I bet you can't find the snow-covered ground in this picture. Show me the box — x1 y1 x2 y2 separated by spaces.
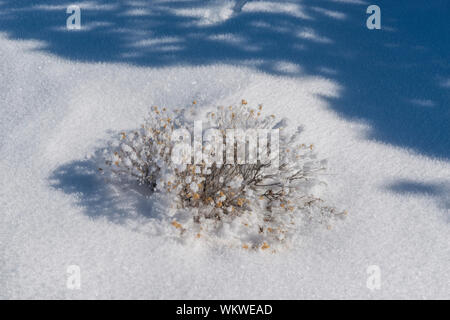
0 0 449 299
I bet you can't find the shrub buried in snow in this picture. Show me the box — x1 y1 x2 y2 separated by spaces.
103 101 345 250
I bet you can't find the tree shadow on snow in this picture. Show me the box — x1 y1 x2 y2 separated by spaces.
1 0 448 160
386 179 450 222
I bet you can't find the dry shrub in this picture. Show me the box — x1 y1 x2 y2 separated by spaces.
103 101 345 250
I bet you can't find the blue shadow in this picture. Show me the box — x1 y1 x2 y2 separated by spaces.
386 179 449 220
0 0 448 159
48 154 157 223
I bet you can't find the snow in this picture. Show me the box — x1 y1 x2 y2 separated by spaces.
0 0 449 299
